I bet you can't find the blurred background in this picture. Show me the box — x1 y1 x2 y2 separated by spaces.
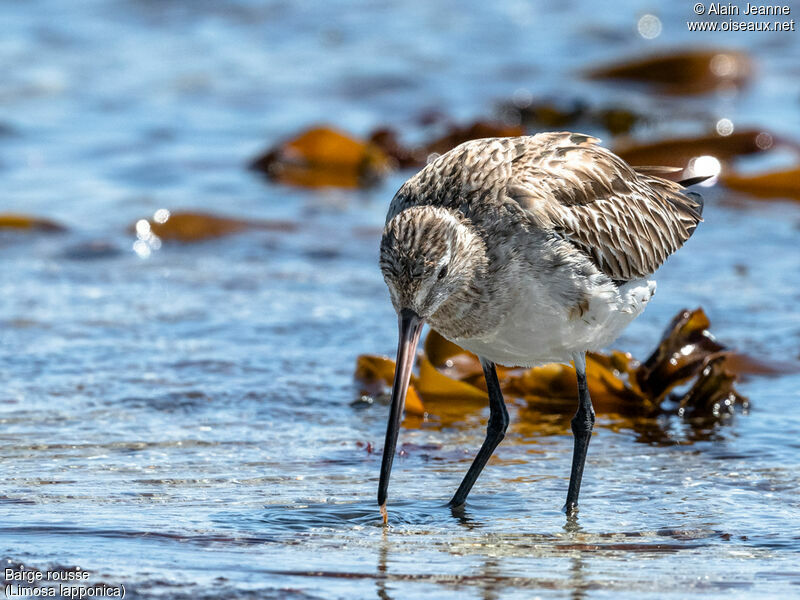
2 1 799 599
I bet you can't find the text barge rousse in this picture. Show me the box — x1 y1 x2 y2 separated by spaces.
706 3 791 15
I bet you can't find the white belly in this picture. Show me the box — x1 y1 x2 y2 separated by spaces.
452 278 656 367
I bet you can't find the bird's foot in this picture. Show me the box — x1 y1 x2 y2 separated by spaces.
447 497 465 510
562 501 579 517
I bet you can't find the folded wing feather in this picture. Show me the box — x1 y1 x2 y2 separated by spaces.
506 132 704 281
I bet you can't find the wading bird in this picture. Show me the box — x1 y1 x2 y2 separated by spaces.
377 132 707 522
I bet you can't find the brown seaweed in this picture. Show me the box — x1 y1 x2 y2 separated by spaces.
367 128 426 169
354 355 426 416
249 126 390 188
677 354 749 419
355 308 753 435
586 49 752 94
0 214 66 233
369 121 525 170
422 121 524 157
636 308 725 402
133 211 297 243
614 130 783 169
499 99 645 136
722 167 800 201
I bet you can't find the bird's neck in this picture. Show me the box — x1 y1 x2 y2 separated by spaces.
429 246 513 340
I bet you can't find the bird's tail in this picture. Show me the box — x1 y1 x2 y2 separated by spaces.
677 175 711 217
678 175 713 187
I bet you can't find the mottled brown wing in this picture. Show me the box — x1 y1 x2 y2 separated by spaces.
506 132 704 281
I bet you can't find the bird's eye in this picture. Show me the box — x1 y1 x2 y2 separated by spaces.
437 265 448 280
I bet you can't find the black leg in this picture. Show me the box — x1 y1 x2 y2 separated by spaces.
564 352 595 514
448 358 509 508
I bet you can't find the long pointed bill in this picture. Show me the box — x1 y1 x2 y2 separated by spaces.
378 308 423 524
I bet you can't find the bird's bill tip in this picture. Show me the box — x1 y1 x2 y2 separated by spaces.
379 503 388 525
376 308 424 519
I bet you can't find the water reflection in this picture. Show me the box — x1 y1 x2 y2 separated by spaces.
475 558 502 600
449 502 483 529
376 535 392 600
563 513 583 535
568 556 589 600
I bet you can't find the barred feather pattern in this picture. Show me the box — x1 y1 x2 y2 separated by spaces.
387 132 704 282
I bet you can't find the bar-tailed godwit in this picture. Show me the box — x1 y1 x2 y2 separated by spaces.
378 132 706 522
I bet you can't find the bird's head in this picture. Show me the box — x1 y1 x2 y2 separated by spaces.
379 205 485 322
376 205 486 522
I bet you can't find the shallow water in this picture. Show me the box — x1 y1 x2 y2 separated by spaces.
2 1 800 598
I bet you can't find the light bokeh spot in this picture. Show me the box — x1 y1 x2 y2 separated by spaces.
637 14 662 39
716 118 734 136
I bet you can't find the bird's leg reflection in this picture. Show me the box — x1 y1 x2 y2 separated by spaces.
477 557 501 600
568 555 588 600
449 502 470 524
563 512 583 534
562 517 589 600
376 533 393 600
448 501 484 529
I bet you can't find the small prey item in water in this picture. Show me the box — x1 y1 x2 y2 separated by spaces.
377 132 707 522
